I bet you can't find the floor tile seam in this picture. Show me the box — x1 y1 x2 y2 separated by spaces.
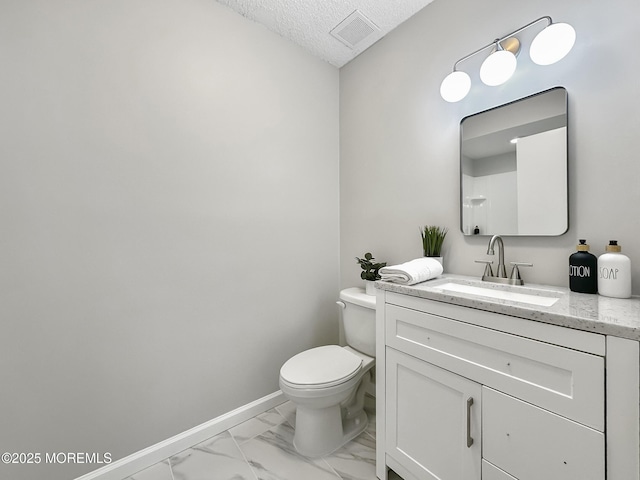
229 428 261 480
165 457 177 480
276 417 295 429
363 430 376 442
274 403 295 428
229 408 290 446
318 455 345 480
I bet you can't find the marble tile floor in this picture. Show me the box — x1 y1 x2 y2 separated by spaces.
125 400 402 480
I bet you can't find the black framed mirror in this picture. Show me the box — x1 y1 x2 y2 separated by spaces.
460 87 568 236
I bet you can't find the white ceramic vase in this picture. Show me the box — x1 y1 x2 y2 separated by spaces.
365 280 376 296
426 256 444 271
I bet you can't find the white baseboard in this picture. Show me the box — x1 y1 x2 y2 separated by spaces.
75 390 286 480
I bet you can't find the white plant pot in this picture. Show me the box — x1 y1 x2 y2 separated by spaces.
426 256 444 271
365 280 377 296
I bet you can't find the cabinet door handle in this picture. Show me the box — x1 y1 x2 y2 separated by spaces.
466 397 474 448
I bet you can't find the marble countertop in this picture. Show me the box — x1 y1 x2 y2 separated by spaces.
375 274 640 341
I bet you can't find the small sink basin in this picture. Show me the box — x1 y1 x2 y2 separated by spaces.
431 279 563 307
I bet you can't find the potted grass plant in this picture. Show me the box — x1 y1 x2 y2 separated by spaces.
420 225 448 266
355 252 387 295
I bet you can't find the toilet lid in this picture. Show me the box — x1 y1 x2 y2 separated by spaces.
280 345 362 388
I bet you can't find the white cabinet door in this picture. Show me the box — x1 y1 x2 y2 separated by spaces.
386 348 481 480
483 387 605 480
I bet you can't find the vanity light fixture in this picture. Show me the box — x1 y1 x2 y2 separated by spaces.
479 40 518 86
440 16 576 102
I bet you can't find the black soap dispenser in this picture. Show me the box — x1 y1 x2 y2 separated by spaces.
569 239 598 294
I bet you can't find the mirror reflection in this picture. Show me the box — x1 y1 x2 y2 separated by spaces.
460 87 568 236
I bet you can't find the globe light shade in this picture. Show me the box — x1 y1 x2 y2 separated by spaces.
530 22 576 65
440 71 471 102
479 50 517 86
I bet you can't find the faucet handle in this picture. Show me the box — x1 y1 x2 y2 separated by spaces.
509 262 533 281
475 260 494 278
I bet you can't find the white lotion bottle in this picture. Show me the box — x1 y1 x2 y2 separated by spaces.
598 240 632 299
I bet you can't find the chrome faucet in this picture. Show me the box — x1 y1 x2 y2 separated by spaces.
487 235 507 278
475 235 533 286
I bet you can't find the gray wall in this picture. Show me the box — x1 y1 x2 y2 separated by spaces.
3 0 640 478
0 1 339 479
340 0 640 292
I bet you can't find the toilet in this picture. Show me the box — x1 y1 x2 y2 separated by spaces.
279 287 376 457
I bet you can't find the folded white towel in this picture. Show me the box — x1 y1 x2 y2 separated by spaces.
379 257 443 286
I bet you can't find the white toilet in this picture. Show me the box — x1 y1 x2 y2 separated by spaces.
279 287 376 457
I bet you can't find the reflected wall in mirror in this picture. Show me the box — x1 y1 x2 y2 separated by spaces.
460 87 568 236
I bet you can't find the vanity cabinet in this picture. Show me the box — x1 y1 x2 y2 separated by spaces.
376 289 639 480
386 348 482 479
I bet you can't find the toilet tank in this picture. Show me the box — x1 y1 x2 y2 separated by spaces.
339 287 376 357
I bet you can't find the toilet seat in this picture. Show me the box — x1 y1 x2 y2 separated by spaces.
280 345 362 389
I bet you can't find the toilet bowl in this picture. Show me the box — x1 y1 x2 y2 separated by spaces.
279 288 376 457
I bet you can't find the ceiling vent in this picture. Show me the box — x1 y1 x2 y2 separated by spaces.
330 10 380 50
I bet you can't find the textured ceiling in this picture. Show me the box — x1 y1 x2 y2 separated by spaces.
214 0 436 67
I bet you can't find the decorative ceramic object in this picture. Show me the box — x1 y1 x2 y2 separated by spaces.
356 252 386 295
365 280 376 296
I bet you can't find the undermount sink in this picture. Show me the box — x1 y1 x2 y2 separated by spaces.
431 278 563 307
